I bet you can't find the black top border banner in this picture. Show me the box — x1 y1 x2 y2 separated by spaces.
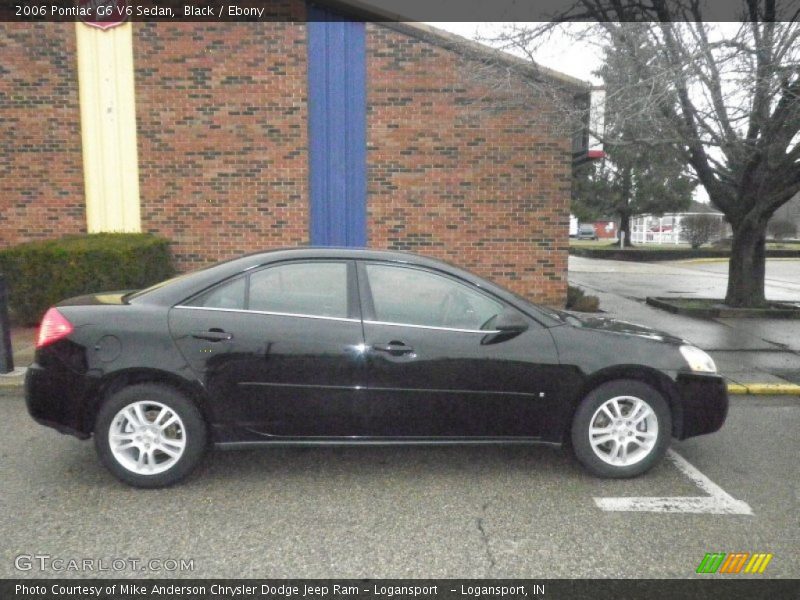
0 0 798 23
3 579 800 600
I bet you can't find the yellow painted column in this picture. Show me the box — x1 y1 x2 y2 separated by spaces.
75 22 141 233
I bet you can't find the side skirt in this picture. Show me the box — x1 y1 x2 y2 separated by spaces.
214 437 562 450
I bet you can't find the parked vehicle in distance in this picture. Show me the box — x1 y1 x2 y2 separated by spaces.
577 224 598 240
26 248 727 487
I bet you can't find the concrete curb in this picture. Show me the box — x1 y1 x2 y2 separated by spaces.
569 247 800 262
0 367 26 387
676 257 800 265
646 296 800 319
674 258 729 264
727 383 800 395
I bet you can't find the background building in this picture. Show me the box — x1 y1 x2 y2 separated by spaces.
590 218 616 240
631 201 727 245
0 2 589 305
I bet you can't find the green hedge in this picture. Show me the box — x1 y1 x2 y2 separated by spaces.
0 233 175 325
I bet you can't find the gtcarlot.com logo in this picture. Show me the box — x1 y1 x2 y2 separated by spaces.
14 554 194 573
696 552 773 574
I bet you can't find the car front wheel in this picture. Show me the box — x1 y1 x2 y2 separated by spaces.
571 379 671 478
94 384 207 488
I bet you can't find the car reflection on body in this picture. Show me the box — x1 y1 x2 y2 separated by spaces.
25 248 726 487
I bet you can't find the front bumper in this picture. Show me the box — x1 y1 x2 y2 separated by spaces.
674 373 728 439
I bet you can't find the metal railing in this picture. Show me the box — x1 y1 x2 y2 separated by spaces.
630 230 682 244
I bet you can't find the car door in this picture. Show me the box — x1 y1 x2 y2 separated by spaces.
169 260 368 438
358 261 562 438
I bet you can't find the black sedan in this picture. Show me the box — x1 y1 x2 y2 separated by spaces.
25 248 727 487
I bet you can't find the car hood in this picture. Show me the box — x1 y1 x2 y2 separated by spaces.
553 310 688 345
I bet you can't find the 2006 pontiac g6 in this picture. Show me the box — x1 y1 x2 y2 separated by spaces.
26 248 727 487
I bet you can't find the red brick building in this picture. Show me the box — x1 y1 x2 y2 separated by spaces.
0 3 589 305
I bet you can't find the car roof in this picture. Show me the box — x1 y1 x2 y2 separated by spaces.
159 246 480 283
234 246 450 263
132 246 561 326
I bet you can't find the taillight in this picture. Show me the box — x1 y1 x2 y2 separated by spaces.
36 308 74 349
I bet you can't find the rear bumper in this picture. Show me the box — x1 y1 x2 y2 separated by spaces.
674 373 728 440
25 362 91 440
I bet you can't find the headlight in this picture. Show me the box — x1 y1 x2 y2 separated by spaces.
679 345 717 373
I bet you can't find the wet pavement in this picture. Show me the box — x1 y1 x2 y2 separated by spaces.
568 256 800 305
568 257 800 387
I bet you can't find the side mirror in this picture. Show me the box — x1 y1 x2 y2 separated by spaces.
493 308 529 332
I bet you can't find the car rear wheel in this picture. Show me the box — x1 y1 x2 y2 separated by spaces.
94 384 207 488
571 380 671 478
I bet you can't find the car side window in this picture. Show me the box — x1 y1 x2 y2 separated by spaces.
248 262 348 319
365 264 504 330
186 276 246 310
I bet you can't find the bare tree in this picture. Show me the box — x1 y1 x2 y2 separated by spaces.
472 2 800 307
572 23 694 246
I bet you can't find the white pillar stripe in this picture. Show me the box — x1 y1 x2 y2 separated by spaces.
75 22 141 233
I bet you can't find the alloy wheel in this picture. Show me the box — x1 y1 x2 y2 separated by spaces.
588 395 659 466
108 401 186 475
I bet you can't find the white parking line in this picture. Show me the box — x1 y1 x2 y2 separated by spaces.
594 449 753 515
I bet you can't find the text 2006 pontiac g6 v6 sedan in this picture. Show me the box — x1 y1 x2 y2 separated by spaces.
26 248 727 487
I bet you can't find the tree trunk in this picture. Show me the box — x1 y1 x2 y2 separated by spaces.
725 218 768 307
618 166 634 247
618 212 634 247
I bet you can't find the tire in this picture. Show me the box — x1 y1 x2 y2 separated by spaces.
94 383 207 488
571 379 671 478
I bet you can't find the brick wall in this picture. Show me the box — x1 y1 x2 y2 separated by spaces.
1 18 574 307
134 15 308 269
365 24 572 306
0 24 86 247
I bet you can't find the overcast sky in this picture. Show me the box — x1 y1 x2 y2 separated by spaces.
430 22 724 204
430 22 603 85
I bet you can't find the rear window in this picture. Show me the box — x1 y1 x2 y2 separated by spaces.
183 261 349 319
125 272 196 301
185 277 246 310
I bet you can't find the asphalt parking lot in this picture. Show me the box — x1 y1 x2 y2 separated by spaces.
1 389 797 579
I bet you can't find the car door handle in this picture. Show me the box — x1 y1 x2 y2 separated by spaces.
192 329 233 342
372 342 414 355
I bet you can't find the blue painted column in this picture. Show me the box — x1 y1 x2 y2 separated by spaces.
307 4 367 247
